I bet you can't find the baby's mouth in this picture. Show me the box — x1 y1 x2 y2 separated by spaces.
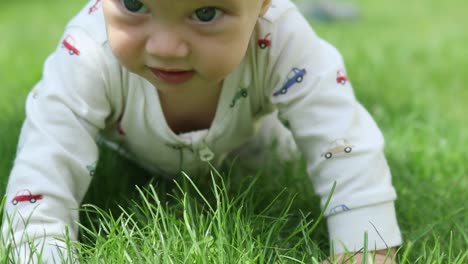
148 67 195 85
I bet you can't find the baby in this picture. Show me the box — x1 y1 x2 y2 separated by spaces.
2 0 401 262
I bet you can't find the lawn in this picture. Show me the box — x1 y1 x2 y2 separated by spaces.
0 0 467 263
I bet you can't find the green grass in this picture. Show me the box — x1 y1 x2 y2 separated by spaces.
1 0 467 263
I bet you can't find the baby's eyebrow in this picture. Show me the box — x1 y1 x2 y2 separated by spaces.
191 0 236 6
188 0 240 12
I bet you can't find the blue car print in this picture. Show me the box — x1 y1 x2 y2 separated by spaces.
329 204 350 214
273 67 307 96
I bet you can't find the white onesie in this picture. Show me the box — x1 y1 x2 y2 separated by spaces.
2 0 402 262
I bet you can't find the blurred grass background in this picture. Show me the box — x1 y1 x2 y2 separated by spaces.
0 0 467 261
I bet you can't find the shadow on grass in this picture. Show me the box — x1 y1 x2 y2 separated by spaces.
79 147 329 260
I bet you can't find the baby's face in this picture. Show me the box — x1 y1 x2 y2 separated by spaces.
103 0 271 93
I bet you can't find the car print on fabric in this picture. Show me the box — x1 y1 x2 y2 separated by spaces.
117 123 126 135
116 113 126 135
11 189 43 205
321 139 353 159
258 33 272 49
62 35 80 56
88 0 102 14
87 162 97 177
31 88 39 99
273 67 307 96
230 87 248 107
336 70 348 85
329 204 350 214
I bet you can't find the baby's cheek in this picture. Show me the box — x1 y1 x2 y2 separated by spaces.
107 31 141 71
203 43 247 81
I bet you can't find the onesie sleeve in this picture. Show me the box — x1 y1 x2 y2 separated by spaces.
1 25 112 262
259 7 402 254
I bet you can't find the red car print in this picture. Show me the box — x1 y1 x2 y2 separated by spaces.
89 0 102 14
117 123 126 135
11 190 43 205
116 113 126 135
62 35 80 56
336 70 348 85
258 33 272 49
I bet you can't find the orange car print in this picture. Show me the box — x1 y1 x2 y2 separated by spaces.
321 139 353 159
31 88 39 99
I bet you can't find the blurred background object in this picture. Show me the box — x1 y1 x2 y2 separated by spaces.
294 0 360 21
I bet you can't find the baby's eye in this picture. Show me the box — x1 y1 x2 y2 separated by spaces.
121 0 148 13
191 7 223 22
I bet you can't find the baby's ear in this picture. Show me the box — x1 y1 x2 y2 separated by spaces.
259 0 272 16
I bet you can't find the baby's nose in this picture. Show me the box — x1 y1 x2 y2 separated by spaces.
145 26 190 59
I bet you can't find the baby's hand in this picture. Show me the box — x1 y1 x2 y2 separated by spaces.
323 248 397 264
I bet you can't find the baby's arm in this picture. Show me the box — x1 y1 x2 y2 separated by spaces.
259 5 402 257
2 26 113 262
